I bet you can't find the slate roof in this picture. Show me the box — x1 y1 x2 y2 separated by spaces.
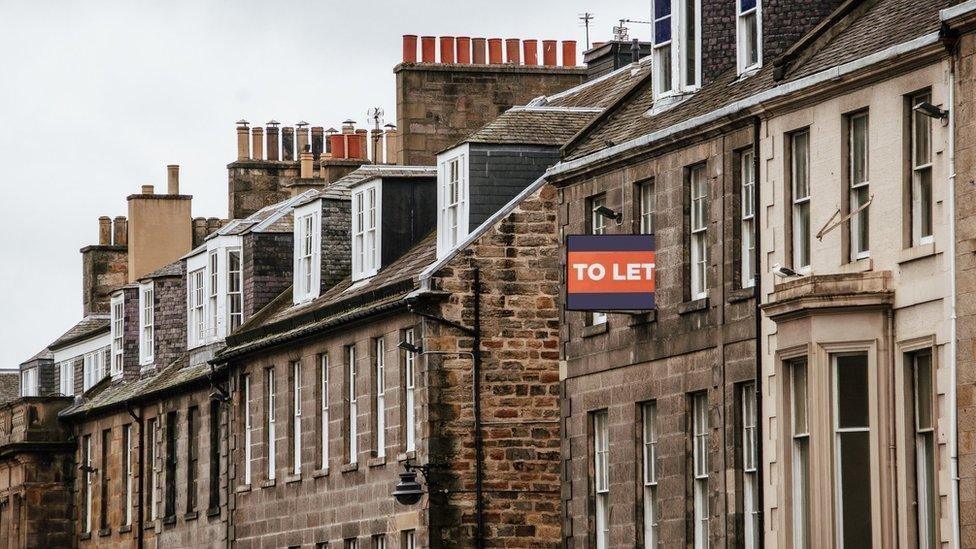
216 232 437 361
60 353 213 417
532 56 652 109
564 0 958 160
294 166 437 207
462 107 603 147
46 315 110 352
139 259 184 280
0 372 19 404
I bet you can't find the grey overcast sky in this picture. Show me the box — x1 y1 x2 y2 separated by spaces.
0 0 649 368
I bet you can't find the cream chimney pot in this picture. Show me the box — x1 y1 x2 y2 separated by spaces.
167 165 180 195
300 147 314 179
142 185 155 195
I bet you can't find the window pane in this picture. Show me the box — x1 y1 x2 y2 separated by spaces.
792 360 808 434
915 351 933 429
836 354 869 429
850 114 868 185
684 0 697 86
740 0 756 11
838 430 872 547
793 132 810 199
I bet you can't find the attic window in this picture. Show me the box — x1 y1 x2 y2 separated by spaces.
436 146 469 259
140 283 154 365
737 0 762 74
652 0 701 100
20 367 37 397
111 293 125 377
352 182 381 281
293 206 322 303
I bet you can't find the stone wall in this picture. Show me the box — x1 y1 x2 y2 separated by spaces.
152 271 187 371
553 126 757 548
394 64 587 166
320 197 352 294
81 245 127 317
423 182 563 547
242 232 293 319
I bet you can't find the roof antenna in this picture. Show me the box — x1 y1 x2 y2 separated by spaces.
578 12 595 49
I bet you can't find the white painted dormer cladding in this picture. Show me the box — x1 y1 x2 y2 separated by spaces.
436 144 469 259
52 328 110 393
736 0 762 75
293 199 323 303
652 0 701 101
110 293 125 378
186 234 244 349
352 179 382 281
20 367 37 397
139 282 154 366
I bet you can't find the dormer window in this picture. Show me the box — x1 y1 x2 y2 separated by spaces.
437 145 469 259
110 293 124 377
139 283 154 365
293 202 323 302
652 0 701 100
228 249 243 330
352 182 381 281
20 367 37 397
737 0 761 74
188 268 206 347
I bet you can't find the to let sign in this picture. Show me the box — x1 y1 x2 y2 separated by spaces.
565 235 656 311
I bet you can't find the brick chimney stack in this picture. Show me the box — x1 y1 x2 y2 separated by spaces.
98 216 112 245
236 120 250 160
167 164 180 195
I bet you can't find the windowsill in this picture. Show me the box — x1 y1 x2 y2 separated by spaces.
162 515 176 526
368 456 387 468
143 522 155 531
679 297 709 315
734 65 761 82
839 257 872 273
628 310 657 326
183 511 198 521
397 451 417 463
260 479 276 489
899 242 937 264
313 468 329 479
727 286 756 303
581 322 608 338
206 507 221 518
341 462 359 474
80 533 92 541
285 473 302 484
647 91 694 116
236 484 251 493
120 524 132 534
98 528 112 537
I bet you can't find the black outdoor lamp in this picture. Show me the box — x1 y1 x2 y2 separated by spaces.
914 101 949 122
594 205 623 225
393 459 447 506
397 340 422 354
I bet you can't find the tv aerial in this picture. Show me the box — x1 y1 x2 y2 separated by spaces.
366 107 385 131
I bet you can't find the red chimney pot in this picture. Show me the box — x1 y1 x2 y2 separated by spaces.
329 134 346 159
542 40 557 66
505 38 520 64
487 38 503 64
523 39 538 65
456 36 471 64
472 38 487 64
421 36 436 63
561 40 577 67
440 36 456 63
402 35 418 63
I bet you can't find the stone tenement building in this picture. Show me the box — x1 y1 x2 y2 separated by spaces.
9 3 976 548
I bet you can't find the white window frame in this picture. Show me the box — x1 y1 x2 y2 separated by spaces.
82 347 109 391
692 392 709 549
83 434 92 533
736 0 762 74
403 530 416 549
741 150 756 288
789 358 810 549
111 294 124 377
589 194 608 326
243 374 252 485
404 329 416 453
651 0 701 100
209 250 219 336
123 424 133 526
292 361 302 475
375 337 386 458
848 112 870 261
911 350 937 549
188 268 206 348
348 345 358 464
791 130 811 271
227 248 243 331
139 283 154 366
690 164 708 299
593 410 610 549
293 203 322 303
321 355 330 470
911 92 935 247
742 382 759 549
58 361 74 396
639 180 655 235
642 402 658 548
352 181 381 281
372 534 386 549
20 367 37 397
437 145 469 259
267 367 276 481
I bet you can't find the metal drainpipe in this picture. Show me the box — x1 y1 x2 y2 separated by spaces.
752 116 765 549
473 267 486 549
125 400 144 549
947 49 961 549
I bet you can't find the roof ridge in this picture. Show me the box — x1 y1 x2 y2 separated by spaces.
542 55 653 104
508 105 603 113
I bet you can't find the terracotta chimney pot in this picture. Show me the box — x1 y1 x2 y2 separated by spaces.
402 35 418 63
440 36 456 63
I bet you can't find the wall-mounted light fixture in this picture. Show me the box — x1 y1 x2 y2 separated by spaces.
393 459 448 506
594 205 623 225
914 101 949 122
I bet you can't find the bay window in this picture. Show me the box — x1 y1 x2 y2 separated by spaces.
789 358 810 549
832 353 872 548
